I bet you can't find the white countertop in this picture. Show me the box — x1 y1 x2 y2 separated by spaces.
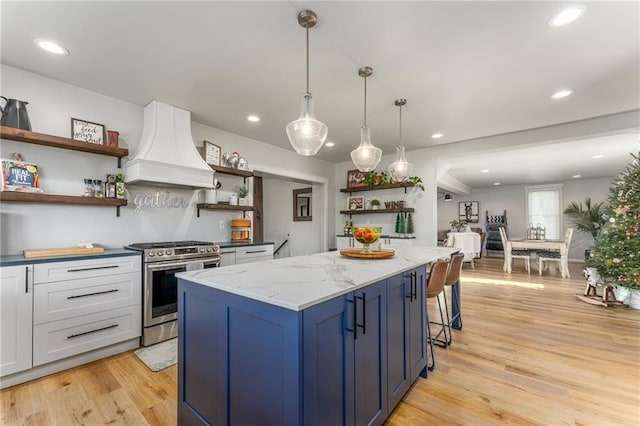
177 246 457 311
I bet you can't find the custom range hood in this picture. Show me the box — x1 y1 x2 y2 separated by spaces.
125 101 214 189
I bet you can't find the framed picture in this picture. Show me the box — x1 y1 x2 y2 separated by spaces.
347 169 366 188
347 195 365 210
203 140 221 166
71 118 105 144
459 201 479 223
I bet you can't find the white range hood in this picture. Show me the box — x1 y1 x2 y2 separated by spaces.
125 101 214 189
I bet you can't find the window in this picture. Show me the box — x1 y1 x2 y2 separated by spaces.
525 184 563 239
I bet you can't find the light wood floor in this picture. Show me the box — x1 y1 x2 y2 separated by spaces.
2 257 639 425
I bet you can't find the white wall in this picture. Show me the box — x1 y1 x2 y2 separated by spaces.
437 177 613 260
0 65 334 255
263 179 324 257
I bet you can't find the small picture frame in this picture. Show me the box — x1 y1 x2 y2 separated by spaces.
347 169 366 188
347 195 365 210
203 140 221 166
71 118 106 144
459 201 479 223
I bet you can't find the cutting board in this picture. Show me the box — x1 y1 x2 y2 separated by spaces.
23 246 105 258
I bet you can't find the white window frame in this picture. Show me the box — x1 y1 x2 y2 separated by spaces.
525 184 563 239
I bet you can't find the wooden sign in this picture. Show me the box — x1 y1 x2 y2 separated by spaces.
71 118 106 144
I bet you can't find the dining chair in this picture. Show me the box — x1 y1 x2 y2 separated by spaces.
430 253 464 348
538 227 574 277
425 259 450 371
499 226 531 273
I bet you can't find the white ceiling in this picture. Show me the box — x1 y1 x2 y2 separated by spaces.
1 1 639 188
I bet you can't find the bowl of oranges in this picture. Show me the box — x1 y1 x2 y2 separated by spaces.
352 226 382 253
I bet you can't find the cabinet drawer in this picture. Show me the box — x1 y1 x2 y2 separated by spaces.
34 255 141 284
235 245 273 260
33 272 141 325
33 305 141 366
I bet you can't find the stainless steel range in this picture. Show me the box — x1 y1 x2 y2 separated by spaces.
125 241 221 346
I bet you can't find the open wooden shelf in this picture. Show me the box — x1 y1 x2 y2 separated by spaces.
339 208 415 215
196 203 253 217
210 165 253 178
1 126 129 161
0 192 127 216
340 183 415 193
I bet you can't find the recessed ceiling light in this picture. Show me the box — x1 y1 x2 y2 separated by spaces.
33 38 69 55
247 115 260 122
572 174 581 178
548 5 587 28
493 182 501 186
324 141 335 147
550 89 574 99
592 154 604 159
481 169 490 173
431 133 443 139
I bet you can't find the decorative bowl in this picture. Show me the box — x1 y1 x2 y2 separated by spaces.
352 226 382 253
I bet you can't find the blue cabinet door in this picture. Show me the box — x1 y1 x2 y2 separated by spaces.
409 267 427 380
386 272 410 411
303 291 354 426
354 280 388 426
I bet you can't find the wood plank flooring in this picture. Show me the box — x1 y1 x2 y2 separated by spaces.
2 257 639 425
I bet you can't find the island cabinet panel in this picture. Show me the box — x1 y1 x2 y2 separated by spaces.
178 267 428 426
386 266 427 412
302 280 388 426
178 280 302 426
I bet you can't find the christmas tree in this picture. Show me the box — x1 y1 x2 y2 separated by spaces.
585 152 640 290
406 212 414 234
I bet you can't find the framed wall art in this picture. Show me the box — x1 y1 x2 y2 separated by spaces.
347 195 365 210
71 118 105 144
459 201 479 223
203 140 221 166
346 169 366 188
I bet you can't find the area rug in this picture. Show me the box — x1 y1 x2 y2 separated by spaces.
134 338 177 372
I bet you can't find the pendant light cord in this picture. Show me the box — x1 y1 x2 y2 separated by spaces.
306 26 310 94
363 76 367 127
399 104 403 145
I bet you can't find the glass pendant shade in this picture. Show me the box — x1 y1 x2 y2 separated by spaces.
388 146 413 182
350 126 382 172
286 93 328 156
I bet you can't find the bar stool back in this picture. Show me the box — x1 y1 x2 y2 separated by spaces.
425 259 450 371
432 253 464 347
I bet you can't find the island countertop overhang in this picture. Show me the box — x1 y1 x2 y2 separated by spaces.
177 246 457 311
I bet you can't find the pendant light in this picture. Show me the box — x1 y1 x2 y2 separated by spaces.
387 98 413 182
350 66 382 172
285 10 328 156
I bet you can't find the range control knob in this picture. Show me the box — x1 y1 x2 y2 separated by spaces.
157 250 164 256
166 249 173 255
199 248 206 253
148 252 155 257
206 247 213 252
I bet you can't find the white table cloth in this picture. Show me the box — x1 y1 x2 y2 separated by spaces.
446 232 481 264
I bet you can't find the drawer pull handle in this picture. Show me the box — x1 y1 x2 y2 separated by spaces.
67 289 119 299
67 265 119 273
245 250 268 254
67 324 118 339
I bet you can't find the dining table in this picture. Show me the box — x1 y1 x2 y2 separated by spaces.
446 231 481 267
505 238 569 277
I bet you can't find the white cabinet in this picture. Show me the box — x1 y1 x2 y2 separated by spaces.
336 236 362 250
381 238 414 247
0 265 33 377
32 255 142 366
220 249 236 267
235 244 274 264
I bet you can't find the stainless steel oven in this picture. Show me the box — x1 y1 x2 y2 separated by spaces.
126 241 220 346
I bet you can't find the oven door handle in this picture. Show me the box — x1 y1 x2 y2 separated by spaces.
146 259 220 271
146 261 189 271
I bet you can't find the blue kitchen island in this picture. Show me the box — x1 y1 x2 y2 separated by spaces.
176 246 457 425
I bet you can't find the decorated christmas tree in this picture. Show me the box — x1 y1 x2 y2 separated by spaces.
406 212 414 234
585 152 640 290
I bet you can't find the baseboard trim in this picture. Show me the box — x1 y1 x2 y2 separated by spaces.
0 338 140 389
